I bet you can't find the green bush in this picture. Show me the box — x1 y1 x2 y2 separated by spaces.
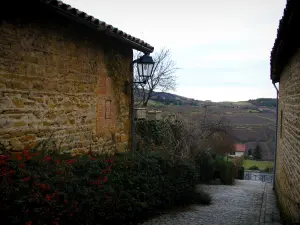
215 159 234 185
195 153 215 183
243 155 249 160
190 189 212 205
135 120 174 147
237 166 244 179
262 167 273 173
0 149 207 225
248 165 259 170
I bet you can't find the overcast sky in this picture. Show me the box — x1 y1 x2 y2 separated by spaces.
64 0 286 102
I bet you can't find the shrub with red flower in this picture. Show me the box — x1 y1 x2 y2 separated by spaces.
65 159 77 165
24 176 31 182
19 163 26 169
103 177 108 183
45 155 51 162
0 147 201 225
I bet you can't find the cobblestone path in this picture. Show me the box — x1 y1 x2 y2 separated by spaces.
141 180 281 225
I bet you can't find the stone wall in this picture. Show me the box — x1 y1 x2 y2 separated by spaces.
0 5 132 155
276 49 300 223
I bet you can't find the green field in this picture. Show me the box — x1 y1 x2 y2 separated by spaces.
243 160 274 170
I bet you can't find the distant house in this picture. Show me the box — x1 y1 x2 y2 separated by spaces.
0 1 154 154
270 0 300 223
230 143 246 157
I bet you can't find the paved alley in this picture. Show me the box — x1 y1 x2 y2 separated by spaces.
141 180 282 225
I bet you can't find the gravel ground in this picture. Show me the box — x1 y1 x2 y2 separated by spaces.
140 180 281 225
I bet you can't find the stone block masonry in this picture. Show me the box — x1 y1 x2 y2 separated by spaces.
0 5 132 155
276 49 300 223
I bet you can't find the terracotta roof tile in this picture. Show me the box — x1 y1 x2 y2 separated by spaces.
40 0 154 53
234 144 246 152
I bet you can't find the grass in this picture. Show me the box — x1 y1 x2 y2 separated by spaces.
233 101 253 106
243 160 274 170
247 110 260 113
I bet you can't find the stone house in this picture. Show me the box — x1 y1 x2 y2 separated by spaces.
270 0 300 223
0 0 154 155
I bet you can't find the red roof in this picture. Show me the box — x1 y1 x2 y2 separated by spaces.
234 144 246 152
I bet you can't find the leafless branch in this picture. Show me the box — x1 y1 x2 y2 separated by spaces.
133 48 178 107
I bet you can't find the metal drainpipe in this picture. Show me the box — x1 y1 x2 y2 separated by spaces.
272 82 279 189
131 66 135 155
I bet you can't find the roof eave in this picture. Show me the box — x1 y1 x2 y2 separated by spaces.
42 0 154 54
270 0 300 83
103 29 154 54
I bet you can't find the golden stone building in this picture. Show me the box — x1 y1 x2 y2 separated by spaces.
0 0 154 155
270 0 300 223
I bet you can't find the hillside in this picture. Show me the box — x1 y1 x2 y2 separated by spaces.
138 91 277 161
142 90 276 108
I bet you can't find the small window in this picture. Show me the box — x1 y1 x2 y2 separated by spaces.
105 100 112 119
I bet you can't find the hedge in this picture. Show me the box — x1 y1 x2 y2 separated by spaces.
215 159 235 185
0 150 204 225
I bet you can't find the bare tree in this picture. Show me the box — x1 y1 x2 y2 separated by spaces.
208 132 235 156
134 48 178 107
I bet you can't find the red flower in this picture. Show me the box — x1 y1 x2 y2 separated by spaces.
55 160 61 165
24 176 31 182
0 168 14 177
22 150 33 160
16 154 23 161
103 177 108 183
0 155 9 160
53 222 59 225
0 160 6 166
107 159 113 164
46 194 52 201
22 150 29 156
91 157 97 161
45 156 51 162
26 221 32 225
64 199 68 204
19 163 26 169
66 159 77 165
